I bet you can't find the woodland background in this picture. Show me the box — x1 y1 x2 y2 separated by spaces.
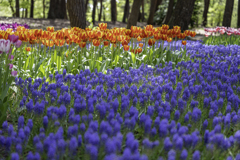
0 0 238 29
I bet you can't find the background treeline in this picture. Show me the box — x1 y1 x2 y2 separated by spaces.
0 0 239 28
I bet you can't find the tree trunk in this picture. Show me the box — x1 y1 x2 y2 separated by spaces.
99 0 103 21
92 0 97 24
48 0 66 19
202 0 210 26
25 8 28 18
162 0 174 24
67 0 86 28
122 0 129 23
168 0 196 31
222 0 234 27
127 0 141 29
43 0 45 18
238 0 240 27
147 0 158 24
142 0 144 22
25 0 28 18
138 11 141 22
85 0 89 13
16 0 19 17
8 0 15 17
22 9 24 18
155 0 162 12
30 0 34 18
111 0 117 23
103 5 106 21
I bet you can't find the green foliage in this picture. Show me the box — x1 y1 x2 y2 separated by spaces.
207 0 226 27
153 0 169 25
190 0 203 28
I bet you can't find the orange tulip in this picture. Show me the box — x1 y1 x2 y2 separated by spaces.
41 31 50 39
131 26 137 33
123 45 129 51
137 36 142 42
80 32 88 40
173 26 181 30
182 40 187 45
93 39 100 47
162 24 169 30
85 28 92 31
54 39 65 46
25 47 31 52
184 30 191 36
79 42 86 48
47 27 54 32
190 31 196 37
148 39 155 46
130 49 137 54
139 43 143 48
145 25 153 32
125 29 131 36
110 35 116 43
99 23 107 30
162 35 167 41
55 31 64 40
137 48 142 53
117 35 124 42
122 40 128 46
46 40 54 47
65 38 73 45
103 41 109 46
167 37 172 43
96 30 104 39
88 31 95 39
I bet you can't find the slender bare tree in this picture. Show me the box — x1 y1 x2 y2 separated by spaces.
30 0 34 18
16 0 20 17
202 0 210 26
111 0 117 23
122 0 129 23
238 0 240 27
127 0 141 29
162 0 174 24
222 0 234 27
99 0 103 21
147 0 160 24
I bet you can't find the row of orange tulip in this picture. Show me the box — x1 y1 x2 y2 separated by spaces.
0 23 193 50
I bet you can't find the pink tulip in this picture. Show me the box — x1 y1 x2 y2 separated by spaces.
11 71 17 76
219 29 225 34
0 39 11 53
205 33 210 37
14 40 22 48
9 64 13 69
8 34 19 43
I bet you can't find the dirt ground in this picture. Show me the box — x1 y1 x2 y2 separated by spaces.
0 17 205 41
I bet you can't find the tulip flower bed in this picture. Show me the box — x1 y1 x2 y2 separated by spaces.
204 27 240 46
1 40 240 160
0 24 195 81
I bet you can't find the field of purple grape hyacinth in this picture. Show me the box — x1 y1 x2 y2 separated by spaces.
2 40 240 160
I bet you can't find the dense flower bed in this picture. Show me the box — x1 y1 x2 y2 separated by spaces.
0 23 30 31
1 42 240 160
